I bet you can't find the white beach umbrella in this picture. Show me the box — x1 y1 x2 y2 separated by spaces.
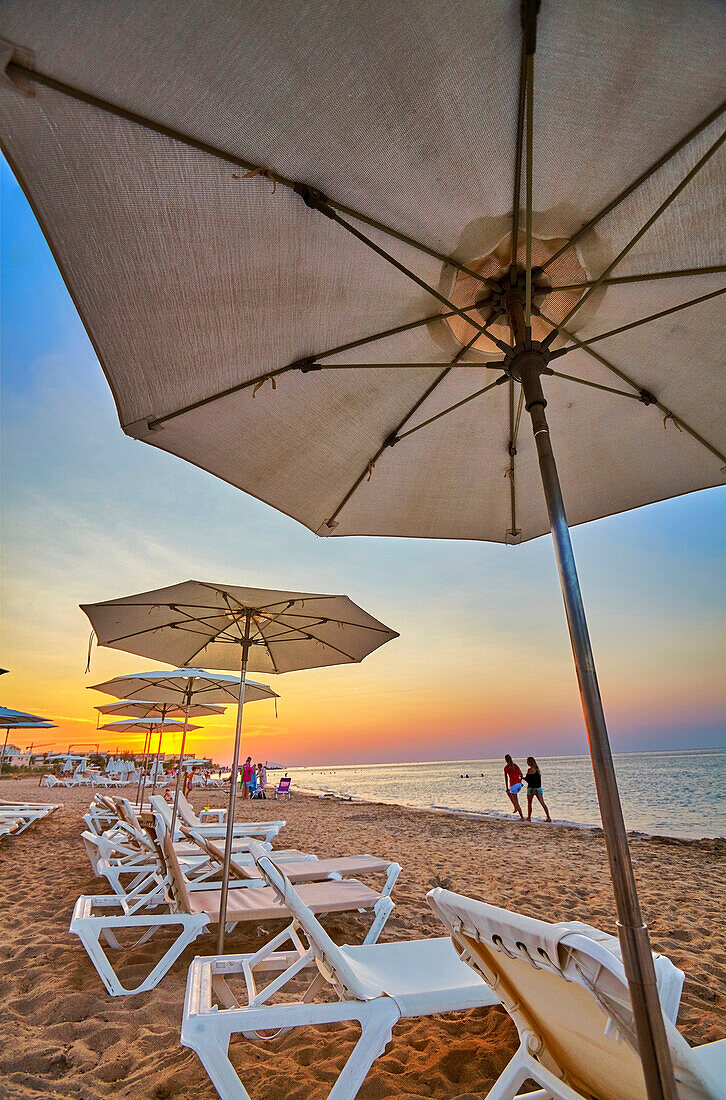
2 4 722 1090
81 581 398 949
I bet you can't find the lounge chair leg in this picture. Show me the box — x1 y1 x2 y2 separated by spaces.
485 1044 579 1100
328 1000 400 1099
71 904 210 996
192 1032 251 1100
363 897 394 945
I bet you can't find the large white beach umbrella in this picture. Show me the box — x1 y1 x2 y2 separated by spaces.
81 581 398 949
89 667 279 829
2 3 723 1091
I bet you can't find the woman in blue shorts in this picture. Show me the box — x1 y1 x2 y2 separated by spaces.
525 756 551 822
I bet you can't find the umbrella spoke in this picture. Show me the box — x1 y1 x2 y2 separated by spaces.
543 98 726 272
543 124 726 342
549 285 726 359
320 332 487 529
537 309 726 463
548 370 644 400
298 194 512 352
395 373 507 444
548 263 726 292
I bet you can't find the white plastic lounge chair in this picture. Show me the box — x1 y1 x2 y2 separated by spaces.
181 840 499 1100
151 794 284 843
429 888 723 1100
42 774 70 788
0 802 60 834
70 814 394 996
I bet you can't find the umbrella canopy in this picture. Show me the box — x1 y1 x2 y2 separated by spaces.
98 717 201 735
95 699 227 719
0 706 53 726
81 585 398 672
90 668 278 703
0 2 723 545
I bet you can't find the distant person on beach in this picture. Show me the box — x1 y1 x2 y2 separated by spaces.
525 756 552 822
504 754 525 820
241 756 253 799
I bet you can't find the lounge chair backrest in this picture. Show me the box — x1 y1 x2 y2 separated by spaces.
429 888 718 1100
247 840 383 1002
176 792 201 827
277 777 291 792
150 813 193 914
150 794 174 826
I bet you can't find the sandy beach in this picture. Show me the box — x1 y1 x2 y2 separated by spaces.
0 776 724 1099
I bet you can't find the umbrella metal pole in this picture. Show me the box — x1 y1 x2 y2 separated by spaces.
151 726 164 794
0 728 9 776
136 729 151 805
170 689 193 840
519 360 677 1100
217 611 252 954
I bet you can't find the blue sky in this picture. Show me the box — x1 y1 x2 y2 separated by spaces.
2 155 724 764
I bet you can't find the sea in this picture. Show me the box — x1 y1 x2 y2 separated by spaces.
287 749 726 840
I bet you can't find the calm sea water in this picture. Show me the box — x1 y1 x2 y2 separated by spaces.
288 750 726 839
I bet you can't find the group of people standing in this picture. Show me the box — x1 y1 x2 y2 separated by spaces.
504 754 551 822
240 757 267 799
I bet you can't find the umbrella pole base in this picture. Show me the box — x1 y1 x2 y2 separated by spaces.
517 353 677 1100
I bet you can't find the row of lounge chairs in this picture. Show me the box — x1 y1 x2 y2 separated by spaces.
0 799 60 839
72 792 724 1099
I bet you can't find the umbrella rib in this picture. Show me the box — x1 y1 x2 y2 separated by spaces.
548 370 643 400
5 60 492 289
320 331 484 529
395 373 507 444
543 98 726 272
537 309 726 464
268 611 393 633
510 36 528 265
548 264 726 292
549 285 726 359
299 199 512 352
544 124 726 342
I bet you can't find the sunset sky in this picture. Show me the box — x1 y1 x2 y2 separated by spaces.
2 155 725 766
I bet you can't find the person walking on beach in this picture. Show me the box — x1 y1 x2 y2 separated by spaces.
256 762 267 799
525 756 552 822
504 754 525 820
240 756 253 799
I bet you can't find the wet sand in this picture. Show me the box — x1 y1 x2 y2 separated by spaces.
0 776 724 1098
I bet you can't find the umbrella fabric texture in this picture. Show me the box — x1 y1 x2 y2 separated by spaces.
81 586 398 672
0 2 723 545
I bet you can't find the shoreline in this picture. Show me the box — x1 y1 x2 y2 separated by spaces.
294 783 726 848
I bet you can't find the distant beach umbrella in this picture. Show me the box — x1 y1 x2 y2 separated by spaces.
0 715 56 775
95 699 227 720
4 4 721 1091
0 706 51 726
81 581 398 950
